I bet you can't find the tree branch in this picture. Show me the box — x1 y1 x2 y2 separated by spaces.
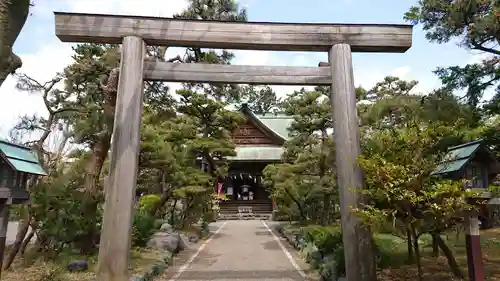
470 40 500 56
166 55 183 63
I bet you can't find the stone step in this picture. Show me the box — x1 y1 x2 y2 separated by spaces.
219 205 272 210
219 209 272 214
219 205 273 213
219 201 272 206
217 213 272 220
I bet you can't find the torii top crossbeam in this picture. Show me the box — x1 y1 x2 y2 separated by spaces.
54 12 412 53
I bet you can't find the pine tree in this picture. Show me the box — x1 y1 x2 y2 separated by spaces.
264 87 337 224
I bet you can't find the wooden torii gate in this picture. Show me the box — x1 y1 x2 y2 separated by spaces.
54 12 413 281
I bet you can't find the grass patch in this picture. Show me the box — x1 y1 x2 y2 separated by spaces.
3 248 165 281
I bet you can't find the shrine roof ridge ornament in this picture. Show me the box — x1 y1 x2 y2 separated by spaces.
54 12 413 53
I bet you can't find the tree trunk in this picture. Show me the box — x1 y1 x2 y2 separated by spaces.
319 129 330 225
169 199 178 225
19 227 35 255
431 233 439 257
84 136 111 195
283 188 307 221
77 67 118 253
0 0 30 88
33 230 48 254
321 194 330 225
149 172 171 217
406 228 414 262
78 136 111 253
411 226 423 281
435 234 464 278
2 208 29 270
150 189 171 217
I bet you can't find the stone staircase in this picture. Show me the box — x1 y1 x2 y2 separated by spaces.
218 200 273 220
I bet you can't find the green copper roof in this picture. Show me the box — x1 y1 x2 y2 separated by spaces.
254 114 294 140
433 140 483 175
235 105 292 161
229 146 284 161
0 140 47 176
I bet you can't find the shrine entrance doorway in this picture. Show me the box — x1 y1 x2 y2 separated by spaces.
218 162 274 219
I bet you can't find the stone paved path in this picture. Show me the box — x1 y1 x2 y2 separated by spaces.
164 220 310 281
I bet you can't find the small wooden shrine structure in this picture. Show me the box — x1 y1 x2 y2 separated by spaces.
435 140 499 187
434 139 500 227
434 139 500 281
0 140 47 277
0 140 47 202
53 11 413 281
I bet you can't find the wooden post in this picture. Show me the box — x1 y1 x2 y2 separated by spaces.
328 43 376 281
465 215 484 281
97 36 145 281
0 204 9 279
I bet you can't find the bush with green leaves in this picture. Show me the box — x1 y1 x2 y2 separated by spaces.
299 225 345 278
137 194 161 215
301 225 343 255
373 234 407 268
295 224 406 279
132 212 158 247
29 162 103 255
202 210 216 223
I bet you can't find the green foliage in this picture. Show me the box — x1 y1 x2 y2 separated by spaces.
358 122 475 233
264 87 337 225
61 44 120 145
132 212 158 248
138 195 161 215
292 224 407 279
238 85 282 114
10 2 500 279
5 0 255 266
301 225 343 255
374 234 407 268
358 76 475 129
29 157 103 254
405 0 500 124
357 120 476 279
202 210 216 223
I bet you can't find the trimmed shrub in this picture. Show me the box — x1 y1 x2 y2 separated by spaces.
301 225 343 255
291 224 407 279
132 212 157 247
137 194 161 215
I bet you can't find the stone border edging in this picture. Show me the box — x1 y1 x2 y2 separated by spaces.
275 223 345 281
131 226 213 281
130 250 175 281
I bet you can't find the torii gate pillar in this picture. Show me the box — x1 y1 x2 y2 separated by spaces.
97 36 145 281
329 44 376 281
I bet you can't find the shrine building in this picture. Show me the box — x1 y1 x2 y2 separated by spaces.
217 105 293 219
